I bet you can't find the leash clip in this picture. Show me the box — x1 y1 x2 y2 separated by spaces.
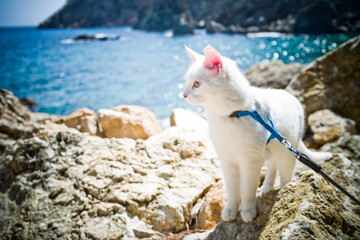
281 139 292 149
281 139 301 159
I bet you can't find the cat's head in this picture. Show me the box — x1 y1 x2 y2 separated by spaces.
183 45 227 106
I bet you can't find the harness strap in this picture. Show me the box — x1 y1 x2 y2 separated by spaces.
230 110 284 144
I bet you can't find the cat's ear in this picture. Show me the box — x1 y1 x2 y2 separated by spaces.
185 45 200 62
204 45 222 77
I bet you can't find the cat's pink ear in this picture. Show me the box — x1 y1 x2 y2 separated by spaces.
204 46 222 76
185 45 200 62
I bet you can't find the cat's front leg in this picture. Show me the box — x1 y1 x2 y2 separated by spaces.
221 160 240 221
240 160 263 222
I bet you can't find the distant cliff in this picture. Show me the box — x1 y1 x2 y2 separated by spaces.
39 0 360 35
38 0 149 29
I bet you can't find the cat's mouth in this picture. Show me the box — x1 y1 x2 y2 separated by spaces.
184 95 202 105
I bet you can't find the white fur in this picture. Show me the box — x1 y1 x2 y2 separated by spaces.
183 46 332 223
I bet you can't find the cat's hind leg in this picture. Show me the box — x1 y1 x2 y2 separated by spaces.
260 160 276 195
276 150 296 187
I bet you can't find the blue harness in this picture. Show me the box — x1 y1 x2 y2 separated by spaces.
230 110 284 145
229 109 360 205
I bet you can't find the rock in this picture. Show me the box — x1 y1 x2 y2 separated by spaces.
224 25 246 34
173 7 195 35
245 60 304 89
74 33 120 41
30 112 61 124
0 122 220 238
134 0 195 35
172 11 195 35
98 105 162 139
198 179 225 230
20 97 37 110
294 1 334 34
170 108 208 130
56 108 98 136
0 89 36 151
287 36 360 132
183 230 212 240
307 109 356 146
205 21 226 33
207 170 360 239
0 89 31 123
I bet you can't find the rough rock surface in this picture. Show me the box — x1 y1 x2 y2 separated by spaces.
0 124 220 239
134 0 195 35
38 0 147 29
287 36 360 132
56 108 98 136
98 105 162 140
245 60 303 89
0 89 36 151
30 112 61 124
198 180 225 230
170 108 208 130
307 109 356 146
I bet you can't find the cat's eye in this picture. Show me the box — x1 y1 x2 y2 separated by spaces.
193 81 201 88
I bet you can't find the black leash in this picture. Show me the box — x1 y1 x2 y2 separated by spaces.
230 110 360 205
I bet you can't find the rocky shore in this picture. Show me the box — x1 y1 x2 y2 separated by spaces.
38 0 360 35
1 36 360 239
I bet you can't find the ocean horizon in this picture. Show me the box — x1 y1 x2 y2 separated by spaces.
0 26 353 120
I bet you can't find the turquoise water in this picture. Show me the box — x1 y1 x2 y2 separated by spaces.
0 27 352 119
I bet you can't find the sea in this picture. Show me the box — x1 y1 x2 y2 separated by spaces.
0 26 353 122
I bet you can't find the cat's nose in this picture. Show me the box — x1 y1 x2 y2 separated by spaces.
183 93 188 98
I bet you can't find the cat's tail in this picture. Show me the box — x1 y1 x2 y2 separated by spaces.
298 140 333 162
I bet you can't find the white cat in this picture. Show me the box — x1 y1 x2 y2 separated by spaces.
183 45 332 223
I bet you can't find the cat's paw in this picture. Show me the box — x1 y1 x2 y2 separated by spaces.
260 183 273 196
221 208 238 221
241 208 257 223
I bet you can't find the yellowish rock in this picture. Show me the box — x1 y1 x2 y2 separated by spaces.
198 179 225 230
308 109 356 145
56 107 98 135
98 105 162 139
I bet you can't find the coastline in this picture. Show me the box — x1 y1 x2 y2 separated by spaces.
1 35 359 239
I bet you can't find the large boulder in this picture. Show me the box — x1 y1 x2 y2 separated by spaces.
287 36 360 132
98 105 162 139
0 89 36 151
245 60 304 89
56 108 98 135
0 89 31 124
307 109 356 147
197 179 225 230
0 123 220 238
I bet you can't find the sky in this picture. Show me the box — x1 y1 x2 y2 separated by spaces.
0 0 66 27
